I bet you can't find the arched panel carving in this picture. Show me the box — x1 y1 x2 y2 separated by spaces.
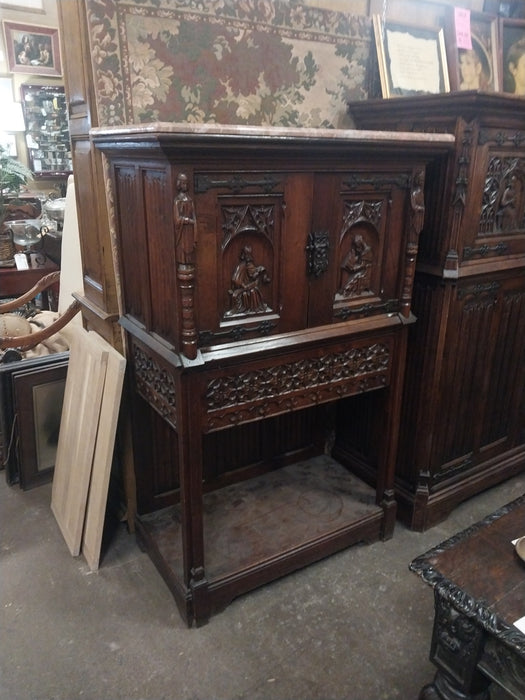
336 201 382 301
219 200 280 322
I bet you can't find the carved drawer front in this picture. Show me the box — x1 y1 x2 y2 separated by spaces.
203 333 394 433
194 170 416 348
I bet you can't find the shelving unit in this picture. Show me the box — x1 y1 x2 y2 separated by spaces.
20 84 73 179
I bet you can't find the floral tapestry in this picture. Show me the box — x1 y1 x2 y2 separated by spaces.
86 0 374 128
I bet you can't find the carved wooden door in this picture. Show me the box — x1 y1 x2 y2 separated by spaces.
193 169 411 347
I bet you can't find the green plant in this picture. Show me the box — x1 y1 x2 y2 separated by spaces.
0 144 33 223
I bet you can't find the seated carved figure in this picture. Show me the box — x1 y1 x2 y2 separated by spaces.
225 245 271 316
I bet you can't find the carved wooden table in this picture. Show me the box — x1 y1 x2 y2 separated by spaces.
410 495 525 699
93 123 453 625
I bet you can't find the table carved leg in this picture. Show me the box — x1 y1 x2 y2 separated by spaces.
419 671 490 700
419 593 491 700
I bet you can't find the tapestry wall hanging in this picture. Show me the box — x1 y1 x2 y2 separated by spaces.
86 0 374 128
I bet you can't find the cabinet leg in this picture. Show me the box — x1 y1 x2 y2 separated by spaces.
190 566 210 627
419 671 491 700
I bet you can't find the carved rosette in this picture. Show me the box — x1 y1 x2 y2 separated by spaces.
132 342 177 429
205 343 390 430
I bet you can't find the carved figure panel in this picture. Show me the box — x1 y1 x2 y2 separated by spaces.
225 244 272 317
336 200 382 300
480 157 525 234
220 201 277 321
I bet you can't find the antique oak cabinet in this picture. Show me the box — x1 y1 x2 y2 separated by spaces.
92 123 452 625
349 93 525 531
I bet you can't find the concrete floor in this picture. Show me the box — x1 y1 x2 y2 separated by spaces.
1 473 523 700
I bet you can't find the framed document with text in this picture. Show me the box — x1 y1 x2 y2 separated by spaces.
373 16 450 98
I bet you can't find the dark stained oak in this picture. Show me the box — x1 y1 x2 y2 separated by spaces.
411 495 525 699
93 123 453 625
349 93 525 531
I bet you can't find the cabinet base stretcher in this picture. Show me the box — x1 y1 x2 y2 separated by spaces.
136 456 389 626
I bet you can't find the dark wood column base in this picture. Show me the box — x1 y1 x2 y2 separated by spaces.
419 672 491 700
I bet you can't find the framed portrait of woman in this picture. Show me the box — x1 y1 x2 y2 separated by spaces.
500 18 525 94
445 10 501 92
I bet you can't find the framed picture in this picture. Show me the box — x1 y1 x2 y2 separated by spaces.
373 16 450 98
445 10 501 92
12 361 68 490
0 0 44 11
499 18 525 94
2 21 62 77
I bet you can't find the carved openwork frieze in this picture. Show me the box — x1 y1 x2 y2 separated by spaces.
480 157 525 234
206 343 390 415
132 343 177 429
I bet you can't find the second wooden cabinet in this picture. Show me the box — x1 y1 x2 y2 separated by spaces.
349 92 525 530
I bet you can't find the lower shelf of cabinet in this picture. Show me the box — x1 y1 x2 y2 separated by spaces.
136 454 391 626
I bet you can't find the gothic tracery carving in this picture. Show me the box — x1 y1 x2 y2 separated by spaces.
206 343 390 411
480 157 525 234
222 204 274 250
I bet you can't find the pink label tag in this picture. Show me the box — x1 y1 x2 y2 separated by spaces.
455 7 472 50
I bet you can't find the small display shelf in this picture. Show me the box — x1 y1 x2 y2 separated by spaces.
20 84 73 178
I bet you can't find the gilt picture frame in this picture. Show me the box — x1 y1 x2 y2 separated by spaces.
500 17 525 94
373 16 450 98
445 10 501 92
2 20 62 76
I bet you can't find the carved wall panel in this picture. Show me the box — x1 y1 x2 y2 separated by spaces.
221 202 276 319
332 195 390 322
480 156 525 235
